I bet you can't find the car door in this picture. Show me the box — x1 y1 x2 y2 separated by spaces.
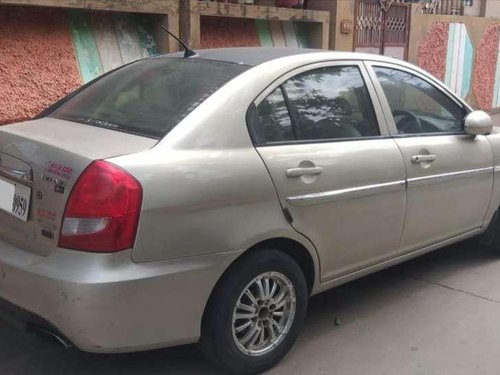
248 61 407 282
366 62 493 251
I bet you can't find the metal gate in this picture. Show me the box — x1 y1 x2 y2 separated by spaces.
354 0 410 60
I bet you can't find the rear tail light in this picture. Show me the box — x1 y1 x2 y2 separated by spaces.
58 160 142 253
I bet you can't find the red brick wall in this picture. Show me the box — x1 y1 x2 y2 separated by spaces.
200 17 260 49
0 7 81 125
473 24 500 110
417 22 449 82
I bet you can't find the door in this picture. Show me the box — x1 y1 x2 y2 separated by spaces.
367 63 493 251
248 62 407 281
354 0 410 60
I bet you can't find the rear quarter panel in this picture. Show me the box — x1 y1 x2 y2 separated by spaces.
113 146 302 263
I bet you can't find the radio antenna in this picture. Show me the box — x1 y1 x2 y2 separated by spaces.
160 25 197 58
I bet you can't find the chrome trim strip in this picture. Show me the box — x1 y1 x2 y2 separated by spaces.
0 153 33 185
494 166 500 173
408 167 493 187
287 167 493 207
287 180 406 207
0 165 32 184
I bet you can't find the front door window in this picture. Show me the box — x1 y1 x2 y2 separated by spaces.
374 67 466 134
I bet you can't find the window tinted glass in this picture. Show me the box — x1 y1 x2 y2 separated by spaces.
374 67 465 134
283 66 379 141
50 58 248 138
256 88 295 143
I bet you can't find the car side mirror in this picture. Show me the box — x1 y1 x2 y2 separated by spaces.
464 110 493 136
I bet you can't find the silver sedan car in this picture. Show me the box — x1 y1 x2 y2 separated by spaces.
0 48 498 374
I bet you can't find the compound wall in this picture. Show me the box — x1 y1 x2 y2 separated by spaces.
409 8 500 111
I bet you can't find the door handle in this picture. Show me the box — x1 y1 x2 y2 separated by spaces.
286 167 324 178
411 154 437 164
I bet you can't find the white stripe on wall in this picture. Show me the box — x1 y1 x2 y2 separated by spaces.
283 21 299 48
444 24 454 89
445 23 473 99
450 23 461 94
114 14 143 64
493 38 500 108
455 24 465 97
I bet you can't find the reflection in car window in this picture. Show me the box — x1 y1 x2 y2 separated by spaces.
283 66 380 140
283 66 379 141
254 66 379 144
256 88 295 143
374 67 465 134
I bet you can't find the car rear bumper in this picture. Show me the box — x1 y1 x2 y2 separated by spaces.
0 236 241 353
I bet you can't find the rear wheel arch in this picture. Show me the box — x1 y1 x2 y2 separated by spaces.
202 237 316 329
245 238 316 294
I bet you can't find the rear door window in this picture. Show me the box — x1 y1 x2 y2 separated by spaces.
252 65 380 145
50 58 249 139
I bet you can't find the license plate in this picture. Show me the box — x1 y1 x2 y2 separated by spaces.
0 177 31 221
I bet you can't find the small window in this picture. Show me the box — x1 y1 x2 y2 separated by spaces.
374 67 465 134
253 65 380 145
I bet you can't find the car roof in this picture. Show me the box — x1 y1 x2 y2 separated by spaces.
165 47 323 66
162 47 412 68
155 47 471 110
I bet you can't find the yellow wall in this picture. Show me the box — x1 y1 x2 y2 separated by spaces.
307 0 355 52
484 0 500 17
334 0 355 52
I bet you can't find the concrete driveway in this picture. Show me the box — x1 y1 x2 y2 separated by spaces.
1 240 500 375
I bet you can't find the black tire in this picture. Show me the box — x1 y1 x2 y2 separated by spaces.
477 211 500 251
200 249 308 374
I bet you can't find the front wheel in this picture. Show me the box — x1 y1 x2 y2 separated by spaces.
200 249 308 374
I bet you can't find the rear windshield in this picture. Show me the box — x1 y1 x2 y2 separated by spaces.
50 57 249 138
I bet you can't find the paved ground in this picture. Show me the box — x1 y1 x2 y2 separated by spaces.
2 240 500 374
